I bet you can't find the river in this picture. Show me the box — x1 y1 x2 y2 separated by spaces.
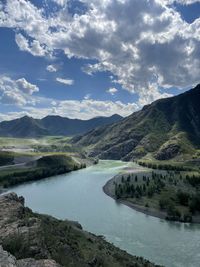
7 160 200 267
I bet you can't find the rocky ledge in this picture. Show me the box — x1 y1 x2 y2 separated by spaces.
0 193 161 267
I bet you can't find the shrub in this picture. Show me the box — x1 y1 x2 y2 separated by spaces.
176 190 190 206
189 194 200 214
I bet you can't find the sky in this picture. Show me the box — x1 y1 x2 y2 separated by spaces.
0 0 199 121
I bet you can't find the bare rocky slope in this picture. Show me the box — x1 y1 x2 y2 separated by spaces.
0 193 161 267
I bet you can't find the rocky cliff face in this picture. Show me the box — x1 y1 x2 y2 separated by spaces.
0 193 160 267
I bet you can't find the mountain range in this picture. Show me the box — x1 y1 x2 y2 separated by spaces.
0 114 122 138
73 84 200 161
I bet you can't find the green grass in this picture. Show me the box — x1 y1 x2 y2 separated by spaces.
0 154 84 188
137 158 200 172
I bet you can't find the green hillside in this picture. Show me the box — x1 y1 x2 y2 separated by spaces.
73 84 200 162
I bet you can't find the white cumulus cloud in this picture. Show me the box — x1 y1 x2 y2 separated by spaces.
16 78 39 95
15 33 50 57
0 76 39 106
0 0 199 106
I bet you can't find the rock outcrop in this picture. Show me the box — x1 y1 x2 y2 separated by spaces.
0 245 17 267
0 245 60 267
155 143 180 160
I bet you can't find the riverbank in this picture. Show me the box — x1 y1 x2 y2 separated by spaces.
103 164 167 220
103 177 166 220
0 192 161 267
103 168 200 224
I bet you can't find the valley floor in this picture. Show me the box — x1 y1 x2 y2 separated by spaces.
0 136 97 191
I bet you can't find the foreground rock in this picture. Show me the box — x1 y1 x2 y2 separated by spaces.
0 245 60 267
0 193 161 267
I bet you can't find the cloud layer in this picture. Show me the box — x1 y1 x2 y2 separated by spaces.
1 0 199 105
0 97 138 121
0 74 138 121
0 0 199 120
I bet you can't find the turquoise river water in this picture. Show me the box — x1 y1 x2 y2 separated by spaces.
8 160 200 267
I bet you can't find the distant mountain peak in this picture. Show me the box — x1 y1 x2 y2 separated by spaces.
0 114 122 138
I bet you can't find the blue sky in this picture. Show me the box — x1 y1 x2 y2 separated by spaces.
0 0 199 120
